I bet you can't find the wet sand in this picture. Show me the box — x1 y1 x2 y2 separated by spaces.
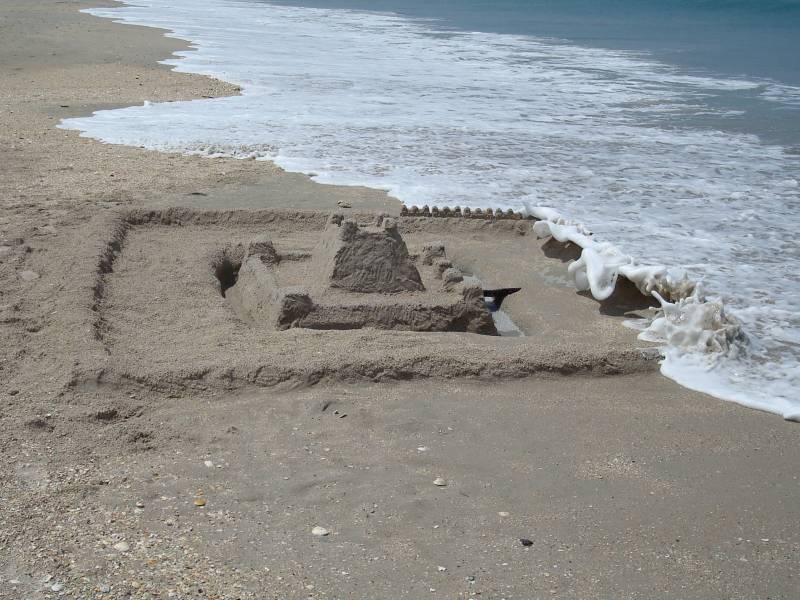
0 1 798 598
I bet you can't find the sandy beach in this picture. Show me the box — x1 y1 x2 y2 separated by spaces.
1 1 798 598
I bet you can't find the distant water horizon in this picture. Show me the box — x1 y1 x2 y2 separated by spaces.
62 0 800 418
261 0 800 146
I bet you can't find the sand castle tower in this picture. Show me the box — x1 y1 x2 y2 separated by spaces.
310 215 424 293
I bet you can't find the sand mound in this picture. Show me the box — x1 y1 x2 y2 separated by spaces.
311 215 424 293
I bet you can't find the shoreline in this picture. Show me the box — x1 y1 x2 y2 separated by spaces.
1 2 799 598
0 0 400 217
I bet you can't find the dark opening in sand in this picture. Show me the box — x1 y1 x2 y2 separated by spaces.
211 247 244 297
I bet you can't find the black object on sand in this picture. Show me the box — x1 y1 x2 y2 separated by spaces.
483 288 521 312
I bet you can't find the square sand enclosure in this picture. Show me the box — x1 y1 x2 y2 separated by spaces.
87 208 656 391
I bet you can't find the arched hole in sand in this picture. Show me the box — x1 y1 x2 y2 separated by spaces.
210 245 245 297
214 259 240 297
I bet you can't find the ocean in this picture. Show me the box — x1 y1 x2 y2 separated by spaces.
61 0 800 418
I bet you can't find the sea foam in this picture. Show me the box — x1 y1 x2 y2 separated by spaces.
60 0 800 418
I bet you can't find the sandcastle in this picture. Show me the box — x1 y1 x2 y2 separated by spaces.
224 214 498 334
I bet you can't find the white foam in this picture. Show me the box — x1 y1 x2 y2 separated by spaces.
60 0 800 418
532 207 799 420
528 203 694 302
762 83 800 108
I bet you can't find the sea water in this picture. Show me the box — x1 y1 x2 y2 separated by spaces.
61 0 800 418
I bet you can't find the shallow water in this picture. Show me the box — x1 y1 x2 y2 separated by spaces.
61 0 800 418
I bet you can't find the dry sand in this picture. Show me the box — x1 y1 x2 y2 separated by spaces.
1 1 798 598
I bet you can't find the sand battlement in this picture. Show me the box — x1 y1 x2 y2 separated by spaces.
400 204 537 220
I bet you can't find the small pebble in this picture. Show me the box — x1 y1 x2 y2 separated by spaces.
50 583 64 592
135 501 145 508
204 460 214 468
311 526 329 536
433 477 447 486
520 538 533 547
437 566 447 572
194 498 206 507
99 584 111 593
113 541 130 552
498 511 510 517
